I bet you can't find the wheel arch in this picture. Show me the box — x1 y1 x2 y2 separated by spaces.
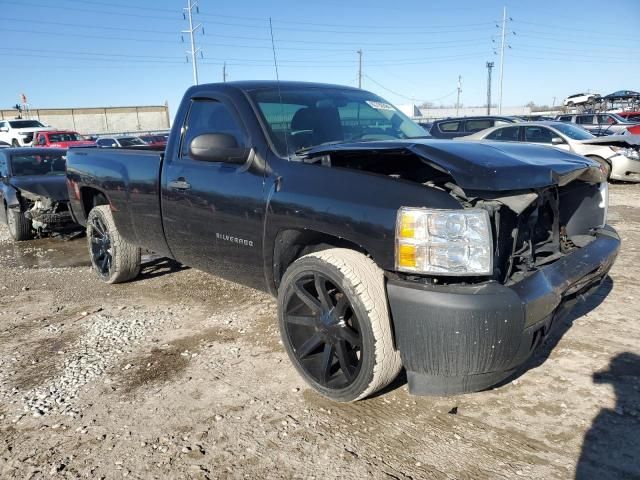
80 186 110 219
271 228 370 293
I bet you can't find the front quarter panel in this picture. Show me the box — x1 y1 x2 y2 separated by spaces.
264 158 462 283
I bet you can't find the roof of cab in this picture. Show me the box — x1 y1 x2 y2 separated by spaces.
189 80 361 93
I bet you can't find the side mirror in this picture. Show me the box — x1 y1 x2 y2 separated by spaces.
189 133 249 164
551 137 564 145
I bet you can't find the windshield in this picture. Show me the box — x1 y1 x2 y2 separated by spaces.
49 132 84 142
552 123 594 140
248 87 428 157
10 153 66 176
9 120 45 129
118 137 146 147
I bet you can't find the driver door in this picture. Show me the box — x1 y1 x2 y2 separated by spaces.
161 96 267 290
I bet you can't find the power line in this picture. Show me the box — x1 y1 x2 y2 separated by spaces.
363 75 457 104
8 0 497 31
0 19 493 49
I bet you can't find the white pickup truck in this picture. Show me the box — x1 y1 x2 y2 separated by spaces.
0 119 54 147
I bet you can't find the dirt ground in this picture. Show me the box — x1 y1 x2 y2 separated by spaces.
0 184 639 480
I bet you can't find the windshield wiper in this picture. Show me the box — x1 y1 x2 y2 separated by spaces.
294 140 347 156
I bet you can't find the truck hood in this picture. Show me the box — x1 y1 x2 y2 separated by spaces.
305 139 602 191
9 176 69 202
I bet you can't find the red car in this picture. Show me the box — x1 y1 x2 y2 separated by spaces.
139 134 168 147
604 112 640 134
616 111 640 122
34 130 95 148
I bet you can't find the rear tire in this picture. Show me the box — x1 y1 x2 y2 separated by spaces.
11 139 19 147
86 205 141 284
278 248 402 402
587 155 611 181
6 207 33 241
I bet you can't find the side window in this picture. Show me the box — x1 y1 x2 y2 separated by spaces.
181 99 247 158
0 157 6 177
97 139 113 147
486 126 519 141
38 135 47 145
576 115 595 125
557 116 572 122
0 121 6 130
524 126 553 144
438 121 461 132
598 114 616 125
465 119 493 133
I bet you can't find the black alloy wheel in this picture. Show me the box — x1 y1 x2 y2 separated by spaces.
283 272 363 390
89 214 112 279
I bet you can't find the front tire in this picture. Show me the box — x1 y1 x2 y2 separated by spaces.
7 207 33 241
278 248 402 402
11 139 19 147
86 205 141 284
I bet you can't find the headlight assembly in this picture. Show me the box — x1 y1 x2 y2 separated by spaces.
396 207 493 275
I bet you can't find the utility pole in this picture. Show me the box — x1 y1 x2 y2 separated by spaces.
498 6 507 114
456 75 462 116
222 62 228 82
182 0 202 85
486 61 494 115
357 49 363 89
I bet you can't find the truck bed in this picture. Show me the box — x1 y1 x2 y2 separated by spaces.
65 147 170 256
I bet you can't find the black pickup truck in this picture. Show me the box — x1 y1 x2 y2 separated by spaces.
65 81 620 401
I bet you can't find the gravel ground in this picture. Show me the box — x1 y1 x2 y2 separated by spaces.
0 184 639 479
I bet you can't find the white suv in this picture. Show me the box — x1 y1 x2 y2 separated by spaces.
563 93 600 107
0 119 55 147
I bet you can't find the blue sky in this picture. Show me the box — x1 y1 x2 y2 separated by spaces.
1 0 638 121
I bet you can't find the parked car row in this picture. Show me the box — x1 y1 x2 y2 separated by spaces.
461 121 640 182
562 90 640 107
0 118 169 149
554 112 640 136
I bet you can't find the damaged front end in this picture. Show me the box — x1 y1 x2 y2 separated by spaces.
449 175 609 286
304 140 610 287
302 140 620 395
19 190 74 234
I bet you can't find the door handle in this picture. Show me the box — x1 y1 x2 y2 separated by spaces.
168 178 191 190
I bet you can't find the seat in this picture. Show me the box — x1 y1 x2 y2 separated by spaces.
290 106 344 151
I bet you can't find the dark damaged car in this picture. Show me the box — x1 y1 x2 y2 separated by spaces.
0 148 75 240
65 82 620 401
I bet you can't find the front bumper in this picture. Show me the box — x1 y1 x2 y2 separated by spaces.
386 225 620 396
610 154 640 182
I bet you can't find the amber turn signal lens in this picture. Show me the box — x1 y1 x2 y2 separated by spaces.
399 212 416 238
398 244 417 268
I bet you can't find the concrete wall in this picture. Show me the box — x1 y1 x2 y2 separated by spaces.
0 104 170 135
397 104 532 121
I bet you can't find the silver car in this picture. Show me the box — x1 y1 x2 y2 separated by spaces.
555 113 639 136
459 121 640 182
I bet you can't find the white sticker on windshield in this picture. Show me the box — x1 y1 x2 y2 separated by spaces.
366 101 395 111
